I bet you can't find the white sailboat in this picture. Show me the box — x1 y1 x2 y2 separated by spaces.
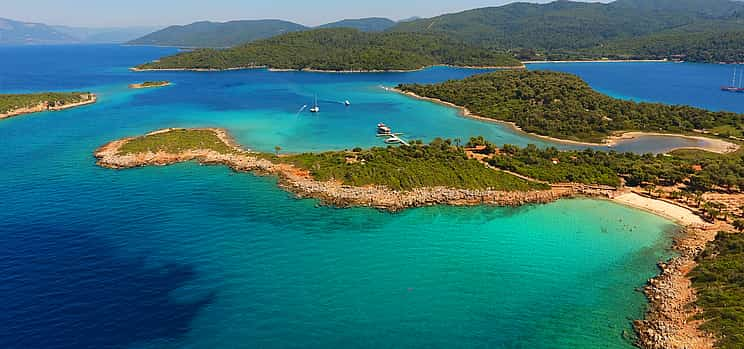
310 95 320 113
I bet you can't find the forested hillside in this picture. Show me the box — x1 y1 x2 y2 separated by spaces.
136 28 521 71
129 20 308 48
391 0 744 62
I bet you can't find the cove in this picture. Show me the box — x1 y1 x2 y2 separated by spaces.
0 45 715 348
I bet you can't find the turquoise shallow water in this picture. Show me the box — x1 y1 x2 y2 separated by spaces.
0 45 715 348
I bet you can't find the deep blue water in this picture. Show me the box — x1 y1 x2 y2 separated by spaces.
1 45 736 348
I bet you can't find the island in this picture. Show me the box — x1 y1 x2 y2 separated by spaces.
133 28 523 72
0 92 97 120
397 70 743 149
95 127 744 349
128 81 171 89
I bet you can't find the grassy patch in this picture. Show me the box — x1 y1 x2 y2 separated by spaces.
690 232 744 349
279 140 548 191
0 92 92 114
118 129 235 155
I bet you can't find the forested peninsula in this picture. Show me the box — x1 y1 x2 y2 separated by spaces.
134 28 522 72
398 70 744 144
0 92 97 120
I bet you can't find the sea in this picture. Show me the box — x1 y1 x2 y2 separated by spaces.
0 45 739 349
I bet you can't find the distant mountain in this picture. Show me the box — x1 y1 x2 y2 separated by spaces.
398 17 422 23
129 18 397 47
53 26 162 44
317 18 396 32
0 18 77 45
128 20 308 48
0 17 162 45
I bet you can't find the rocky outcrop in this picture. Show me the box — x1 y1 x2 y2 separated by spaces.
634 225 720 349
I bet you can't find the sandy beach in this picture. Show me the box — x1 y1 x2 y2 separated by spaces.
612 192 707 227
607 132 740 154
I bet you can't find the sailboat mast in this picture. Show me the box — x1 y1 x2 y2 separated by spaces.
733 66 738 87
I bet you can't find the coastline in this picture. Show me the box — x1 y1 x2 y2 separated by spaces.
391 88 740 154
0 94 97 120
632 222 721 349
523 59 669 64
95 128 584 211
131 64 525 74
95 127 730 348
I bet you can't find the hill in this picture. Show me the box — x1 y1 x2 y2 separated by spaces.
135 28 521 71
391 0 744 62
398 70 743 143
317 18 396 32
52 26 162 44
0 18 77 45
128 20 308 48
0 18 161 45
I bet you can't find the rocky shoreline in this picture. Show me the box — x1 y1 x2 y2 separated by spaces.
0 94 97 120
633 224 723 349
95 128 583 211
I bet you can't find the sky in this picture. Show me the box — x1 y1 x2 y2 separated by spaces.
2 0 612 28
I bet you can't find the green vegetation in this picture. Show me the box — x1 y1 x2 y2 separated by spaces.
140 81 169 87
487 143 694 187
0 92 92 114
130 81 170 88
592 28 744 62
317 18 397 32
399 70 743 143
275 138 547 191
128 20 308 48
690 232 744 349
136 28 521 71
391 0 744 63
476 138 744 193
118 129 236 155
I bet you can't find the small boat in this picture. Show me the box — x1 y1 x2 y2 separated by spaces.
344 100 351 106
310 95 320 113
377 123 392 135
721 65 744 93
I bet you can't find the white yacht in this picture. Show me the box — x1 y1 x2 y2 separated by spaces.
310 95 320 113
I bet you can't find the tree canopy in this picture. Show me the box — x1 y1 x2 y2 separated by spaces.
399 70 743 143
136 28 521 71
